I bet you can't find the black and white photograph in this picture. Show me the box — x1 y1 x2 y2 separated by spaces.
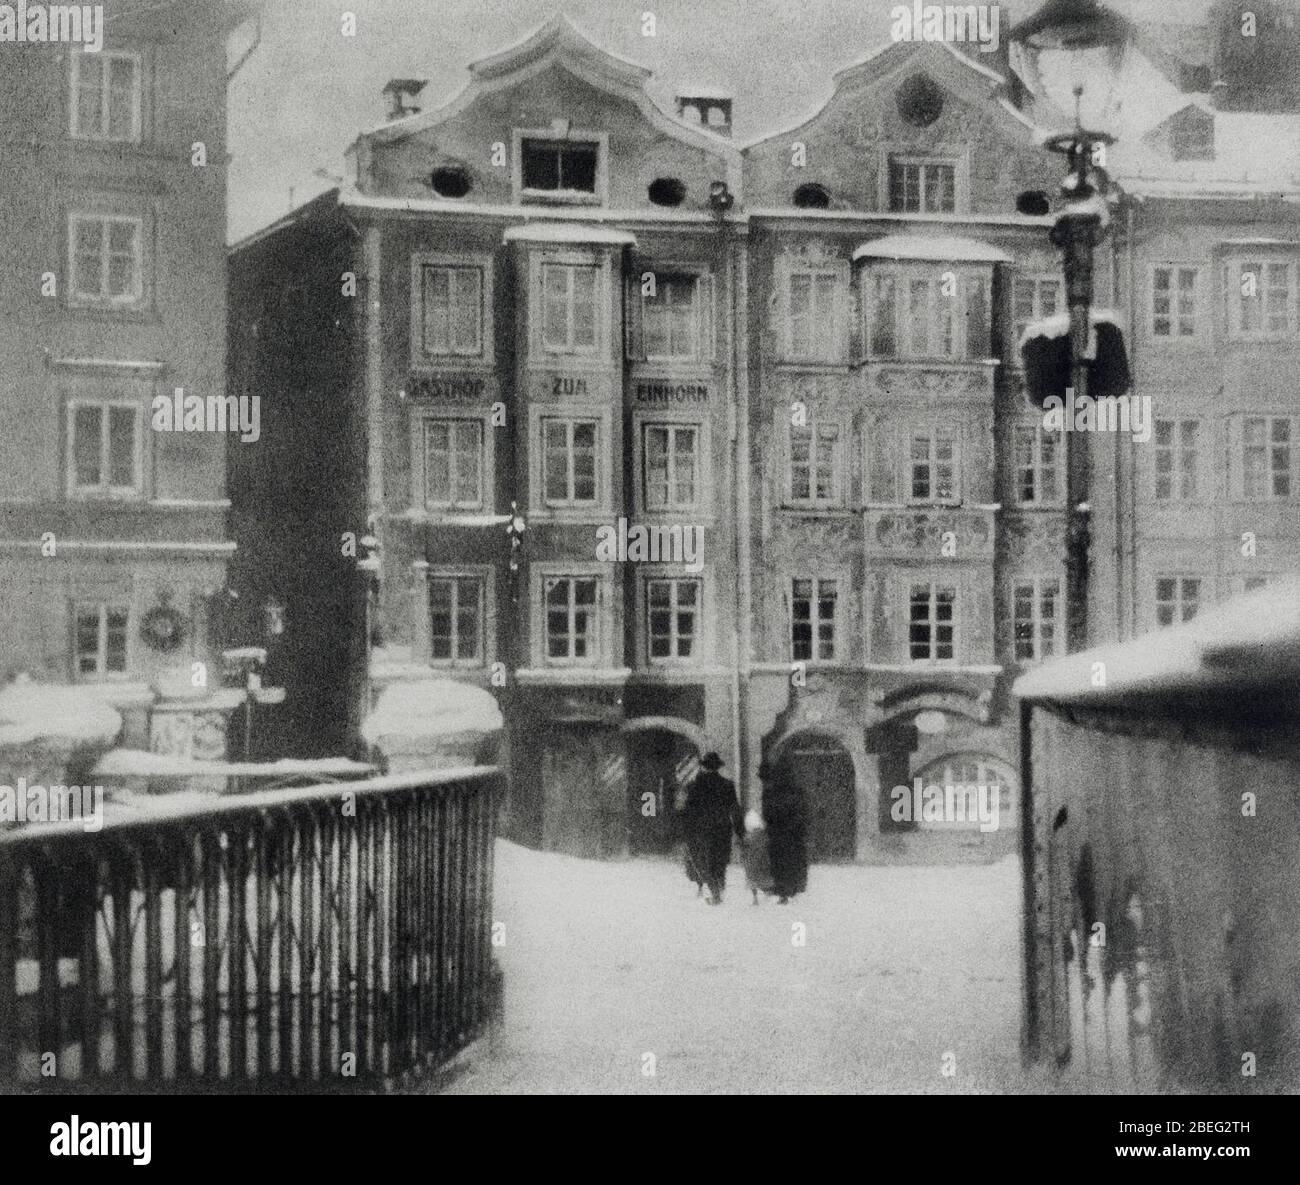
1 0 1298 1152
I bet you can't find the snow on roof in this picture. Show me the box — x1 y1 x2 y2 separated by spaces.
362 679 503 745
853 234 1012 263
1015 575 1300 707
502 222 637 246
0 676 123 748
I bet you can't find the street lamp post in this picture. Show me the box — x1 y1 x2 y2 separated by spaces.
1011 0 1133 654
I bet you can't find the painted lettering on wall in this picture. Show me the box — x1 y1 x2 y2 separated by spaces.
635 382 710 404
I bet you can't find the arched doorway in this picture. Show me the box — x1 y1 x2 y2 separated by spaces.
622 721 702 855
781 731 856 862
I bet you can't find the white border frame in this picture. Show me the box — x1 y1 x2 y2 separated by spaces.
512 127 610 206
410 409 495 514
65 398 145 500
409 251 495 368
530 562 615 668
528 403 612 520
425 565 495 669
69 48 143 144
67 211 145 307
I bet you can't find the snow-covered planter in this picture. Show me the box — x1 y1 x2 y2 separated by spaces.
362 678 503 774
1018 308 1131 406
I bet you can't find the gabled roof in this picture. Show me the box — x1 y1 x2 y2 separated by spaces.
357 13 738 173
744 37 1027 151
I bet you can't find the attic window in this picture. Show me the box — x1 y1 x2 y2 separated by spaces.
648 177 686 207
430 166 472 199
793 183 832 209
896 75 944 129
521 137 599 198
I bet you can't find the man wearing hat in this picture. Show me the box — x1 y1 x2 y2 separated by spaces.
680 751 744 905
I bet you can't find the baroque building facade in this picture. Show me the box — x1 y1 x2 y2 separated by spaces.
0 0 261 760
228 13 1300 861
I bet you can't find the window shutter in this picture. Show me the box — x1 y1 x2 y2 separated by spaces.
696 272 715 362
624 273 644 361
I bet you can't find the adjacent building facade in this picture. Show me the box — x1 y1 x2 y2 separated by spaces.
228 11 1300 861
0 0 260 758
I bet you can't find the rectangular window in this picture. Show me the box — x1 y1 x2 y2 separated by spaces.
888 157 956 213
544 576 599 662
1155 576 1201 628
788 421 842 506
542 417 599 506
910 429 958 503
423 418 483 509
428 575 484 665
420 264 483 357
1242 416 1294 500
1011 276 1063 348
69 401 141 495
791 577 838 663
1013 577 1062 662
541 263 599 353
647 578 700 662
643 275 699 360
1153 418 1199 501
71 51 140 142
1152 266 1197 338
1013 425 1062 505
869 268 976 359
70 214 142 304
642 423 699 512
787 269 840 360
521 138 599 197
1229 259 1295 338
74 603 129 678
909 582 957 662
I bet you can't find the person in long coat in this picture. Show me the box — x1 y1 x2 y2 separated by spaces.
760 759 808 903
681 751 743 904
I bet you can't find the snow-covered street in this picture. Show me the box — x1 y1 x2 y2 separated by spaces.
442 840 1037 1094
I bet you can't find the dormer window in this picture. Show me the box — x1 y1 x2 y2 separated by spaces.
888 156 956 213
516 131 605 204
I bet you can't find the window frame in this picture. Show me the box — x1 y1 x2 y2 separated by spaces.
789 574 841 665
1012 423 1064 507
1224 257 1297 340
907 579 959 665
413 412 491 513
785 415 846 509
1152 416 1200 502
528 405 611 520
409 252 494 367
634 414 707 516
1153 574 1203 629
1011 273 1064 353
66 397 144 499
68 211 145 307
69 48 142 144
426 568 490 669
1149 263 1200 341
864 263 989 361
882 150 966 214
72 600 131 681
1236 413 1296 501
625 266 716 365
907 425 961 506
512 128 609 206
531 564 612 668
1011 575 1063 663
643 572 705 667
779 259 848 363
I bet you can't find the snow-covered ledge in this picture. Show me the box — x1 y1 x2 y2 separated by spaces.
362 677 503 774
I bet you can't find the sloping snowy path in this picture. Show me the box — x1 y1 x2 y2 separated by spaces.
443 840 1033 1094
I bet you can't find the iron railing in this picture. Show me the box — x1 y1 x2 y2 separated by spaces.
0 767 501 1092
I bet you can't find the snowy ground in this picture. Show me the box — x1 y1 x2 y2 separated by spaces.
441 839 1043 1094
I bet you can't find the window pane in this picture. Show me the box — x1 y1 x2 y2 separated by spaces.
76 55 105 134
105 608 128 673
571 267 596 348
543 420 570 501
572 421 596 501
423 268 450 353
108 407 135 487
542 266 568 348
73 406 102 487
425 422 451 505
456 582 481 660
451 268 481 353
107 57 136 139
560 143 598 192
429 580 454 659
871 272 896 356
522 141 561 190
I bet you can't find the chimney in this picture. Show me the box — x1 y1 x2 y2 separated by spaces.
382 78 427 121
676 90 733 137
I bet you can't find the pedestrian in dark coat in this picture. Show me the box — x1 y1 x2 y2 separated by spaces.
760 759 808 903
681 751 743 904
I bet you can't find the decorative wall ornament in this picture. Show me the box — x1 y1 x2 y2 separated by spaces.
141 597 185 653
